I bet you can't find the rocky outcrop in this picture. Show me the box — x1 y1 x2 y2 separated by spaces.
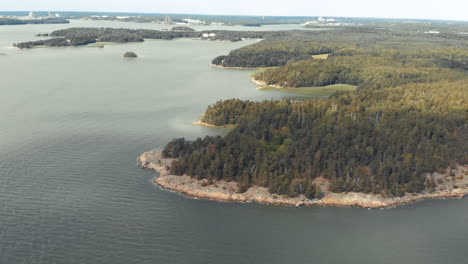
250 77 284 89
138 149 468 208
123 52 138 59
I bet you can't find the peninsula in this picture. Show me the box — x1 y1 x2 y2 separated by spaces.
139 150 468 208
13 20 467 208
140 22 467 208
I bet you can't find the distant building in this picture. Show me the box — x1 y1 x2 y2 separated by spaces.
164 16 173 24
183 18 205 25
202 33 216 38
47 11 60 18
28 12 36 19
424 30 440 34
305 17 340 26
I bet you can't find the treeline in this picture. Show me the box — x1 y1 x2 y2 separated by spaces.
252 52 467 89
212 39 335 67
171 26 195 32
14 38 70 49
163 80 467 197
0 18 69 26
211 26 468 68
13 27 284 48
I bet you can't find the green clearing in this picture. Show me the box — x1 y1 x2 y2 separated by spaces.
311 53 330 60
257 84 357 96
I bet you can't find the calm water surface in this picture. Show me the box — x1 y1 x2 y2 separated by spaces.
0 21 467 264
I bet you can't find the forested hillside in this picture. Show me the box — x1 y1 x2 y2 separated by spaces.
163 24 468 198
163 81 467 197
212 27 468 68
212 39 335 67
252 51 468 89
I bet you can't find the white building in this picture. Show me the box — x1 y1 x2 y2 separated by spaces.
202 33 217 38
424 30 440 34
183 18 205 25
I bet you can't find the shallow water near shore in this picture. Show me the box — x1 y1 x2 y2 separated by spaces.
0 21 467 264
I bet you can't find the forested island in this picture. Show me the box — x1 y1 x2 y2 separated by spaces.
13 27 280 49
171 26 195 32
140 22 468 208
0 17 69 25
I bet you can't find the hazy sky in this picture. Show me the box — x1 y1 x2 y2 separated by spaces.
3 0 468 21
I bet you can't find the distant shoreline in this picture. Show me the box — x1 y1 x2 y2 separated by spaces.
138 150 468 209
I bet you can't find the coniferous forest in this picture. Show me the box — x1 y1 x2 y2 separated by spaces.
16 22 467 198
163 24 468 198
13 27 283 49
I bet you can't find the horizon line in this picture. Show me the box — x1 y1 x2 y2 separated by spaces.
1 10 467 23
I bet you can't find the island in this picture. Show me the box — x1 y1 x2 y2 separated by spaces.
13 27 278 49
171 26 195 32
0 17 69 26
140 22 468 208
123 51 138 59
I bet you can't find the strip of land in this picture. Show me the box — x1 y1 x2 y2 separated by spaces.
211 64 259 70
139 150 468 209
251 76 358 96
192 120 235 128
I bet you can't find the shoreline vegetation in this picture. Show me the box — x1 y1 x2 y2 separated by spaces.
12 27 280 49
139 150 468 208
0 17 69 26
251 77 358 96
125 21 467 209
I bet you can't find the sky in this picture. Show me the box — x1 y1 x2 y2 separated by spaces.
2 0 468 21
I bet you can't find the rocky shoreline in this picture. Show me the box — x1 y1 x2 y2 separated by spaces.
138 149 468 209
250 77 285 89
192 120 235 128
210 64 259 70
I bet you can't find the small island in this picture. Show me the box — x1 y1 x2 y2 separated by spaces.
123 52 138 59
171 26 195 32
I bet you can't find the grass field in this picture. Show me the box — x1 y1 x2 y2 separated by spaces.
311 53 330 60
257 84 357 96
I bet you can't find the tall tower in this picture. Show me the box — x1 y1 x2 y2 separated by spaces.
164 16 173 24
